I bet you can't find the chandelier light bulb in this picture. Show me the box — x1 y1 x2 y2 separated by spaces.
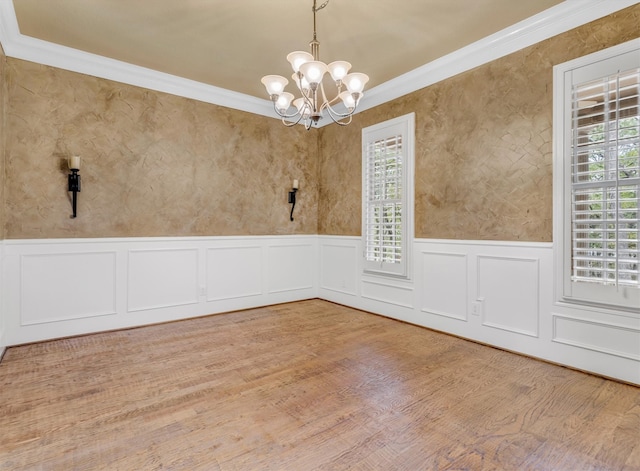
287 51 314 73
339 91 360 110
343 72 369 94
328 61 351 82
299 61 328 87
276 92 295 112
261 75 289 97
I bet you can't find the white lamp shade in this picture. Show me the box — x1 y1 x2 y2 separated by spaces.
343 72 369 94
339 91 361 110
299 61 328 86
286 51 314 73
276 92 295 112
261 75 288 96
292 73 310 92
328 61 351 82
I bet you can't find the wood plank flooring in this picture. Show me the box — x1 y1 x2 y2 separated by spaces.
1 299 639 470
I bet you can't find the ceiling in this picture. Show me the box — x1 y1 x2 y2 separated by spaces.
10 0 565 100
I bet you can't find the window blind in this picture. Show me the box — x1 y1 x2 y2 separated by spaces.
571 68 639 288
364 134 404 265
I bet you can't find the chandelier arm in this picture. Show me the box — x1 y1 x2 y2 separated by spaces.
301 88 320 118
293 72 305 94
281 114 304 127
272 100 303 120
319 82 329 108
334 115 353 126
322 99 358 119
322 105 353 126
323 103 354 124
324 92 342 107
318 82 344 115
317 82 358 120
293 72 318 114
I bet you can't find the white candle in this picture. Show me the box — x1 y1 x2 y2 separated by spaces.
69 156 81 170
293 179 299 189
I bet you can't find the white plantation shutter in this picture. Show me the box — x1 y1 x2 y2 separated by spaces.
556 40 640 310
571 70 639 287
362 113 414 277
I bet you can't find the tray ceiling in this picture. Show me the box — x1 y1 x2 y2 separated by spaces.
11 0 564 99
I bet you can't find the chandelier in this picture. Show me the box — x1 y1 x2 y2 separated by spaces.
260 0 369 130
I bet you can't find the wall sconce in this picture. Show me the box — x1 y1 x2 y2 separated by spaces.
288 179 299 221
68 156 81 218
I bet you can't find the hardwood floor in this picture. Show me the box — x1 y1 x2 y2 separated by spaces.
1 299 639 470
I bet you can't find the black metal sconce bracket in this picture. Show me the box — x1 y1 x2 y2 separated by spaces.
288 188 298 221
68 169 81 218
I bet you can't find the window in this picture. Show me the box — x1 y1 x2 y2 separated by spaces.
362 113 415 277
554 39 639 311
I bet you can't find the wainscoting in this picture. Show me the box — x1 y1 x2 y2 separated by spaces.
318 236 640 385
1 236 317 346
1 235 638 384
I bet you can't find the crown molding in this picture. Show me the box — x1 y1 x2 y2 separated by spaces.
0 0 638 125
360 0 640 113
0 0 276 118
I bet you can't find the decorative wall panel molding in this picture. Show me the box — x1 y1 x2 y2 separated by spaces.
267 244 314 294
2 236 638 384
361 278 414 309
2 236 317 346
21 251 117 325
553 314 640 361
320 236 638 384
320 243 358 296
477 255 540 337
127 248 199 312
207 246 262 301
420 251 467 321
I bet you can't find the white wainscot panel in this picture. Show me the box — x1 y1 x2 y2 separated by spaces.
320 244 357 295
478 255 539 337
128 248 198 312
21 252 116 325
553 315 640 361
362 279 414 308
421 251 467 321
207 246 262 301
268 244 314 293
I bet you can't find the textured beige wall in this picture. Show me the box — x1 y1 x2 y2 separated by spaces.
318 4 640 241
0 43 6 240
5 60 317 239
4 5 639 241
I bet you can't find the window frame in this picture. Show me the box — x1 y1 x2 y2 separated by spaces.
361 112 415 278
553 38 640 312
